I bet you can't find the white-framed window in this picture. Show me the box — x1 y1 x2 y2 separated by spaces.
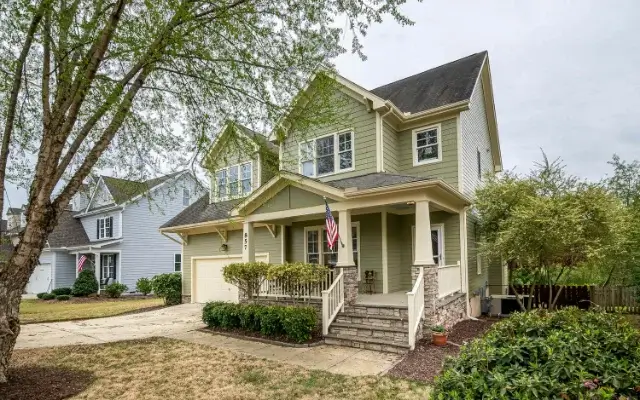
183 188 190 206
97 217 113 239
411 223 444 266
412 124 442 166
174 253 182 272
214 161 252 201
477 148 482 180
304 223 360 269
299 130 354 177
101 253 116 280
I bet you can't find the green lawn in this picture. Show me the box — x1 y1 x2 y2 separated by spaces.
8 338 429 399
20 297 164 323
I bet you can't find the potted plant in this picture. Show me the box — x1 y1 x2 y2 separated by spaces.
431 325 448 346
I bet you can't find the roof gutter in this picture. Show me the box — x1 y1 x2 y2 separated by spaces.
74 205 123 218
345 179 473 205
159 217 243 233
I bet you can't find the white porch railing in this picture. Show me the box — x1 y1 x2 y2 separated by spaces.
438 261 462 298
321 269 344 335
406 267 425 350
258 270 335 299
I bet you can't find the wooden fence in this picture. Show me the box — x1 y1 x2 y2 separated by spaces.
508 285 640 313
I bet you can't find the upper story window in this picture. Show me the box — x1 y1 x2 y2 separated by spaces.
97 216 113 239
183 188 190 206
412 124 441 166
299 130 353 178
214 161 252 201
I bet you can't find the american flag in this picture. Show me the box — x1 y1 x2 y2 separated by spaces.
324 200 339 251
77 255 87 272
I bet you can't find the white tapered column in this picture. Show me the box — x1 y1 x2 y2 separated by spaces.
242 222 255 262
336 210 354 267
414 200 434 266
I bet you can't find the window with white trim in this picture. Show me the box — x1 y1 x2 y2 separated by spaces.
96 217 113 239
304 224 359 269
101 254 116 280
411 224 444 266
174 253 182 272
299 130 353 177
183 188 190 206
412 125 441 165
214 161 252 200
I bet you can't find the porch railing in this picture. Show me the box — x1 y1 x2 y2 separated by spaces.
438 261 462 298
258 270 335 299
321 269 344 335
407 266 425 350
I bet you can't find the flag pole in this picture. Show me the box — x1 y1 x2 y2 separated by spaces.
324 196 344 248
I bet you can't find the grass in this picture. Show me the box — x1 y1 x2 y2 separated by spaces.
10 338 430 399
19 298 164 323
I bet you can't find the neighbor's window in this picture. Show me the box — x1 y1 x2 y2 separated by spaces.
477 148 482 180
101 254 116 280
183 188 190 206
299 130 353 177
214 162 252 201
413 125 441 165
174 253 182 272
97 216 113 239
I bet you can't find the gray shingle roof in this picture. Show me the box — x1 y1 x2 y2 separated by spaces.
160 196 242 228
326 173 431 190
6 207 24 215
237 125 278 153
370 51 486 114
102 171 183 205
47 211 90 248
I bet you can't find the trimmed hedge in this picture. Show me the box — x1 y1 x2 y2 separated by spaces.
52 287 72 296
151 273 181 305
136 277 152 296
104 282 128 298
432 308 640 399
202 302 317 343
41 293 56 300
56 295 71 301
72 269 99 296
36 292 46 299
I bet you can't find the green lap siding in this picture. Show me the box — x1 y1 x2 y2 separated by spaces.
467 212 488 294
383 122 399 173
182 227 282 296
253 185 330 214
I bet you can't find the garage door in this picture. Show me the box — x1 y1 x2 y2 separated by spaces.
193 255 268 303
26 264 52 294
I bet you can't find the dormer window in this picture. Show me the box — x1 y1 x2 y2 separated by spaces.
183 188 190 206
214 162 252 201
412 124 442 166
299 130 354 178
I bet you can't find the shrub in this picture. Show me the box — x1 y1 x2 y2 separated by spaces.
56 295 71 301
41 293 56 300
266 263 330 301
72 269 99 296
151 273 182 305
104 282 128 298
432 308 640 399
136 277 152 295
222 262 270 300
52 287 72 296
202 302 317 343
36 292 46 299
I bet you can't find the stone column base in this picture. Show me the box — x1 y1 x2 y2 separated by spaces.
412 264 438 328
181 295 192 304
340 266 358 306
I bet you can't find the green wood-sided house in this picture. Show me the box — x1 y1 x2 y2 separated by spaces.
161 51 506 353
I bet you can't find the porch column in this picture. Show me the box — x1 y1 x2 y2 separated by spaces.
94 252 101 291
337 209 357 305
75 253 79 279
242 221 255 262
413 200 438 327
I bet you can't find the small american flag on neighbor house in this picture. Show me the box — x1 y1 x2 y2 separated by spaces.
324 199 339 251
77 255 87 272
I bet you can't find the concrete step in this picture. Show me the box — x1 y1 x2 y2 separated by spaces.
335 313 409 329
329 322 409 343
343 304 408 319
324 333 410 354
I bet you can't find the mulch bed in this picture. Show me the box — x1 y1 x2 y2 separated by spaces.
387 317 499 382
201 326 324 346
0 366 94 400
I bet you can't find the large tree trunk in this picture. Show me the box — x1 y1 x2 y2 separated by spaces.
0 203 58 383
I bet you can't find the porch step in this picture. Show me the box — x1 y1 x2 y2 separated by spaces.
343 304 409 319
324 333 410 354
329 322 409 343
335 313 409 329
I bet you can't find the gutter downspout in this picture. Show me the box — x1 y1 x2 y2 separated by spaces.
461 206 473 319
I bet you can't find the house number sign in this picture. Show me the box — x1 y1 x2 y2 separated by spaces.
244 232 248 250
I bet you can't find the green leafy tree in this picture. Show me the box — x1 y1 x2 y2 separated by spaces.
476 154 631 311
0 0 414 382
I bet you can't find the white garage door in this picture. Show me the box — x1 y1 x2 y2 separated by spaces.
193 255 268 303
26 264 52 294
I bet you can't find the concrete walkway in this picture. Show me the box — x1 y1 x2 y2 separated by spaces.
17 303 402 377
168 330 402 376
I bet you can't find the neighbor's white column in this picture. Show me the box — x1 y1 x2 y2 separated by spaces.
75 253 79 279
94 252 101 291
336 209 354 267
242 222 255 262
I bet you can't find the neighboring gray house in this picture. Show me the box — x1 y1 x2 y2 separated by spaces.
28 171 205 294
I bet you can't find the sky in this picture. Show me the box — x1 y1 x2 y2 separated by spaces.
4 0 640 213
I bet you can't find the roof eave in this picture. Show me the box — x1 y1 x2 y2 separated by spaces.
159 217 243 233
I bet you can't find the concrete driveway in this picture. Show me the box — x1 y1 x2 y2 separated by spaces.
16 303 204 349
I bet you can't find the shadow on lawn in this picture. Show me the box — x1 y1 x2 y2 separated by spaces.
0 366 94 400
